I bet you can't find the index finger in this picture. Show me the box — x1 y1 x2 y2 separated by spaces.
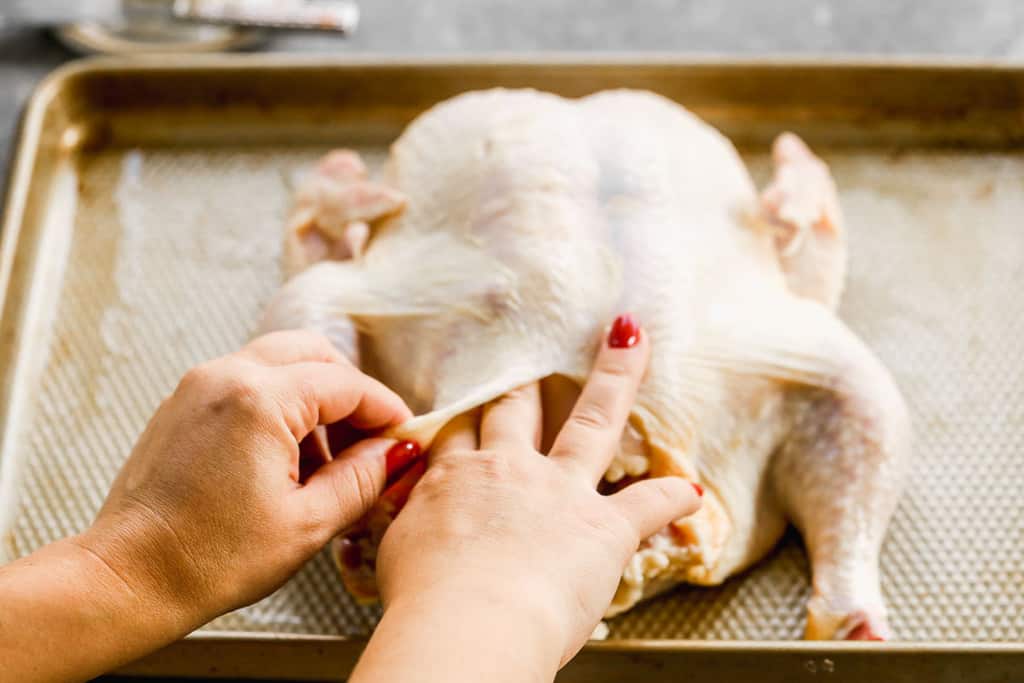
269 361 413 441
548 314 650 484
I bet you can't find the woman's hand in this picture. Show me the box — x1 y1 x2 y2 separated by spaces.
81 329 413 626
0 329 413 683
353 316 702 682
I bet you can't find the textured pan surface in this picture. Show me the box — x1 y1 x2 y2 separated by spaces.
1 59 1022 646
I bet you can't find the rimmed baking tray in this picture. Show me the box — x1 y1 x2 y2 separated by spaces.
1 56 1022 681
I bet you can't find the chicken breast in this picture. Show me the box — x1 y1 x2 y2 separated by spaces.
261 89 911 641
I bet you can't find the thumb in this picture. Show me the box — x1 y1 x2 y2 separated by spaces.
299 437 393 540
609 476 703 541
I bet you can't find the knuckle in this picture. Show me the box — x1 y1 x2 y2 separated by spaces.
596 358 633 380
440 448 514 483
300 329 340 358
473 449 508 476
416 467 460 506
346 463 380 520
419 466 448 488
291 375 320 425
417 466 454 496
647 477 683 503
306 465 380 544
220 374 264 408
179 362 217 392
569 402 613 433
201 364 270 417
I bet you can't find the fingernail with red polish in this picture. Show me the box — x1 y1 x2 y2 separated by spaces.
692 482 704 497
608 313 640 349
382 459 427 510
385 440 421 483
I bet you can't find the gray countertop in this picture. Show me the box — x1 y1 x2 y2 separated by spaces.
2 0 1024 171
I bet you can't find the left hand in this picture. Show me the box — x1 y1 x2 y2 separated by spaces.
366 316 702 676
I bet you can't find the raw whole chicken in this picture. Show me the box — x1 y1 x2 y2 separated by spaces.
261 89 911 641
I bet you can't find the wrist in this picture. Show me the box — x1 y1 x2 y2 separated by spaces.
75 514 209 638
0 534 204 682
381 577 566 677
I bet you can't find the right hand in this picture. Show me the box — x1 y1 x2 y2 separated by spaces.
81 329 412 630
375 316 703 667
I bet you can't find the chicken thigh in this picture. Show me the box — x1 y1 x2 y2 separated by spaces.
261 89 910 641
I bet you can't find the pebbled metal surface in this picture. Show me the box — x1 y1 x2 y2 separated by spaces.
4 141 1023 641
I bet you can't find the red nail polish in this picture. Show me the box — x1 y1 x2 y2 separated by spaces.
608 314 640 349
336 537 363 570
692 482 704 497
382 459 427 510
385 441 421 482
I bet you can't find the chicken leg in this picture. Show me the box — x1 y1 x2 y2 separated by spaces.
772 304 910 640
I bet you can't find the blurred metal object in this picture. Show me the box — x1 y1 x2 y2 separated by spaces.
55 20 267 55
0 0 123 26
2 0 358 55
174 0 359 34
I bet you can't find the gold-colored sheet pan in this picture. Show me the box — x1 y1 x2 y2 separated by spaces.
1 56 1023 681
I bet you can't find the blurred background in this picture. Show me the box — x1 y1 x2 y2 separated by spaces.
3 0 1024 169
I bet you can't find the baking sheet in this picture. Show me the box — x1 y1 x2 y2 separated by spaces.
1 57 1022 679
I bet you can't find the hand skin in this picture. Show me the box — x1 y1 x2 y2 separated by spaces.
351 318 703 683
0 330 412 683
